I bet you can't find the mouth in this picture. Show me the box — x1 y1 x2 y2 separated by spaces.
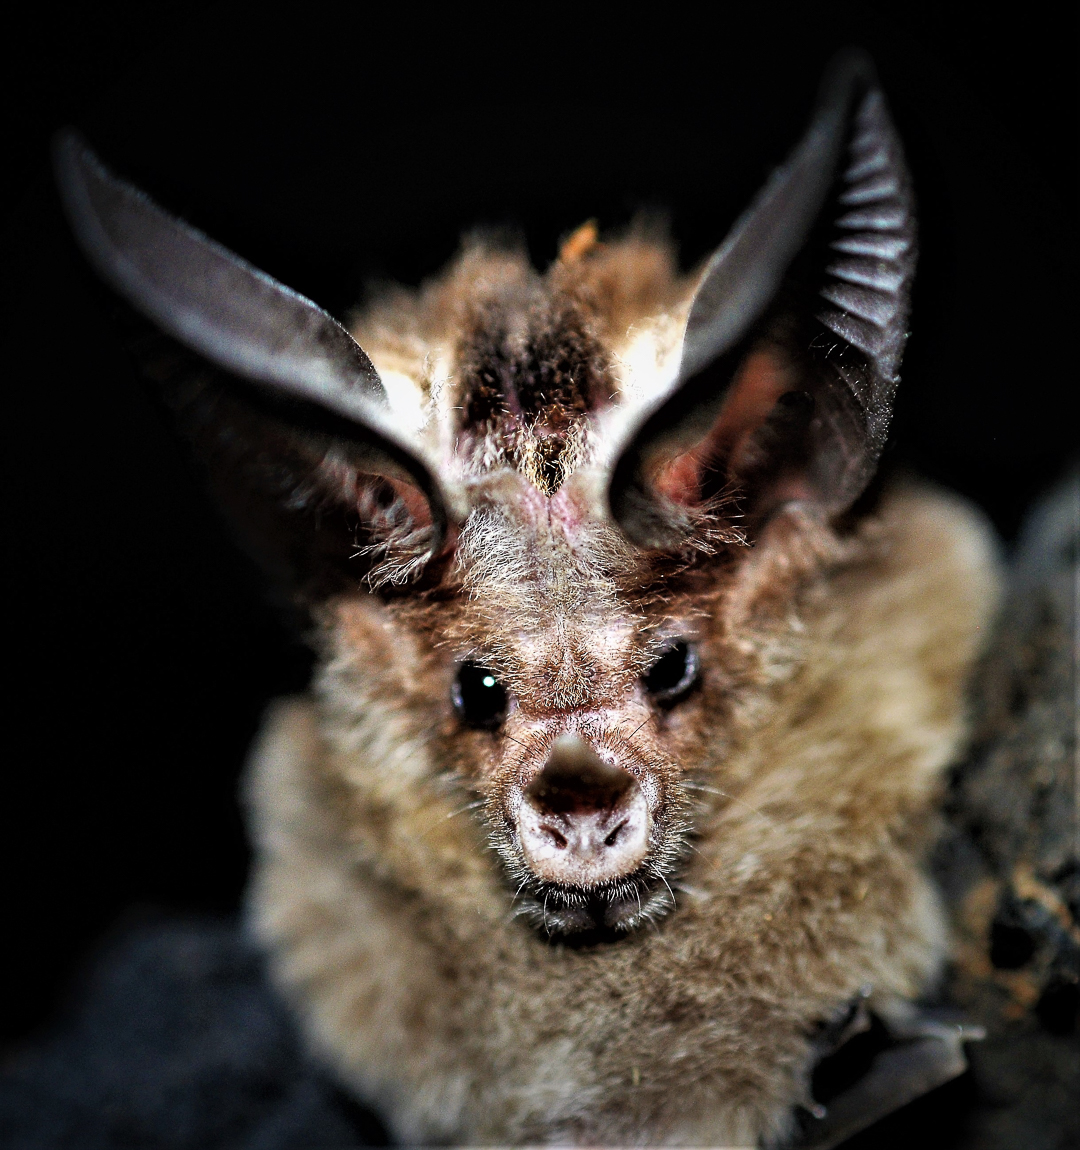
511 868 676 938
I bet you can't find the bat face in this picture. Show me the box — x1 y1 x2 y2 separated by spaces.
311 224 862 938
54 52 1002 1146
353 239 723 935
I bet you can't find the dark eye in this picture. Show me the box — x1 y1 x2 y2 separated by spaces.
452 662 509 730
643 640 699 705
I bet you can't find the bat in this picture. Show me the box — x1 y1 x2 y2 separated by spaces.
55 51 1002 1147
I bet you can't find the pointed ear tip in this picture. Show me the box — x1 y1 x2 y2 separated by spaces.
51 130 94 243
51 129 77 185
51 127 90 176
51 128 102 216
821 47 881 102
51 125 78 154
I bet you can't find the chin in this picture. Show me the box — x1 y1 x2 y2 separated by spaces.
513 869 678 938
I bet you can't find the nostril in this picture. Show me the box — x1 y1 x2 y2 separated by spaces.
604 822 626 848
547 828 568 850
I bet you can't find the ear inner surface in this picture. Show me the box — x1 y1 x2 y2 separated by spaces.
608 51 916 549
54 130 449 563
651 349 800 506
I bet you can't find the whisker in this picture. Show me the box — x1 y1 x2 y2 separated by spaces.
626 718 650 742
659 873 677 910
504 878 533 924
680 781 840 863
681 781 776 825
445 799 486 820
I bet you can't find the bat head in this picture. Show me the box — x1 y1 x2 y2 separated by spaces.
56 51 915 936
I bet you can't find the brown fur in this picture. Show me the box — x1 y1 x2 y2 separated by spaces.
242 237 1001 1147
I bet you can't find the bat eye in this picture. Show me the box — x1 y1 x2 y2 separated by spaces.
643 640 699 705
453 662 509 730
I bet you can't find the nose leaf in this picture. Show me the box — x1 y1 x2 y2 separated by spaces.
519 736 650 886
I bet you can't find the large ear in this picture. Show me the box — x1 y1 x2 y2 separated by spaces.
54 132 449 593
609 52 915 548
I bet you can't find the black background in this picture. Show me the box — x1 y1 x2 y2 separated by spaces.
2 3 1076 1046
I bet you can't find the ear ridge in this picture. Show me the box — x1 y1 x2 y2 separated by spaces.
800 80 917 512
54 131 451 576
818 85 916 387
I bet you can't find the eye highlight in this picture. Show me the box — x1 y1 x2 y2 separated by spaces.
643 640 699 705
453 662 509 730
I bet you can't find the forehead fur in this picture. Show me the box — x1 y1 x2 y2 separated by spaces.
350 229 694 495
